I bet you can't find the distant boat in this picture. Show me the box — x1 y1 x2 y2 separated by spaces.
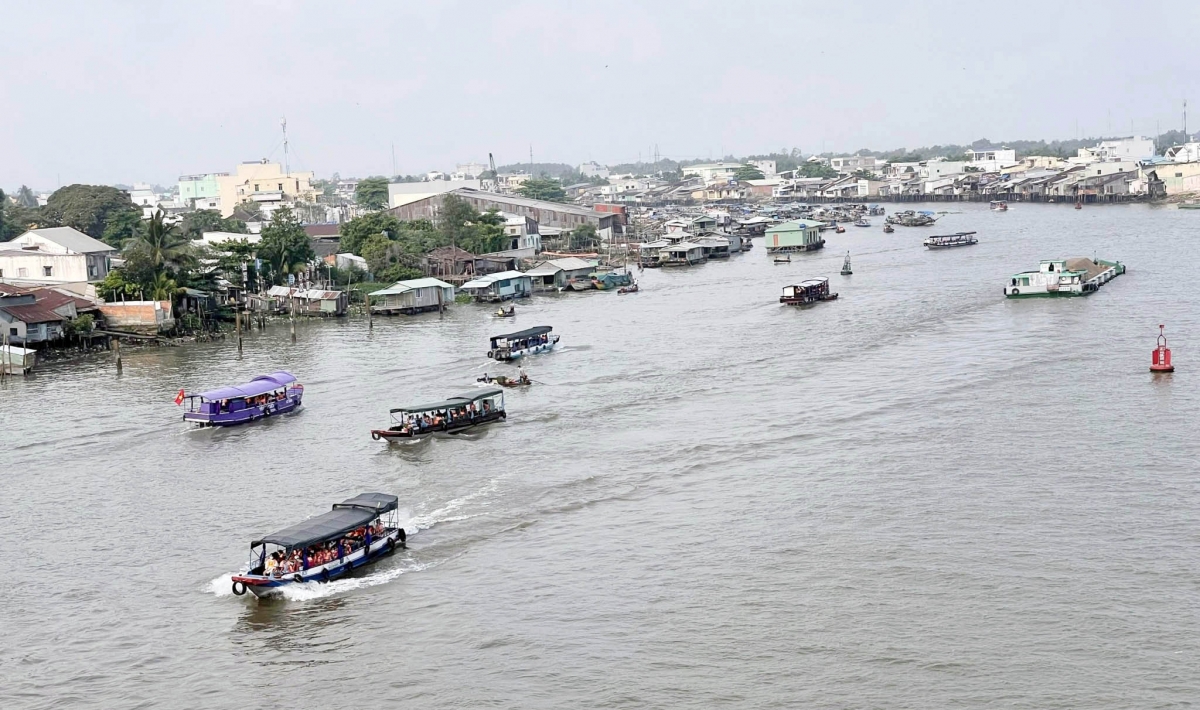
1180 202 1200 210
853 218 870 227
923 232 979 249
780 278 839 306
774 255 792 264
990 201 1009 211
883 224 895 233
180 371 303 427
488 326 559 361
840 252 853 275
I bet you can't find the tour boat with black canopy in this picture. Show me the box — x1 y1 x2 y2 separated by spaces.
780 278 839 306
230 492 405 598
371 388 506 441
179 371 303 426
487 326 559 361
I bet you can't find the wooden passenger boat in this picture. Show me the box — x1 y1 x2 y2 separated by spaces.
181 371 303 427
371 388 506 440
883 224 895 233
780 278 838 306
229 493 405 599
488 326 559 361
494 306 516 318
923 232 978 249
478 373 531 388
617 282 639 294
990 201 1009 211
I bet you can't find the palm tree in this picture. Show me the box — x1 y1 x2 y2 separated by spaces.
128 210 193 274
147 271 179 301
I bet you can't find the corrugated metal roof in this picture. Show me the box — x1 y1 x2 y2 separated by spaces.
461 270 529 288
526 257 596 276
0 302 66 324
369 278 454 296
20 227 116 254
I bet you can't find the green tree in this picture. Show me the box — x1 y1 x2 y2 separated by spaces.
339 211 405 255
733 165 765 181
101 210 143 249
516 177 566 202
15 185 38 208
360 233 422 282
179 209 247 239
0 190 13 240
126 210 194 275
569 223 598 251
257 207 314 285
41 184 140 239
355 177 390 211
798 162 839 179
96 268 144 301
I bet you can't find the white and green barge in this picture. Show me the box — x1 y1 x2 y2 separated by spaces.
1004 258 1125 298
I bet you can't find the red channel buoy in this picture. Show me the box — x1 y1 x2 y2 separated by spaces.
1151 324 1174 373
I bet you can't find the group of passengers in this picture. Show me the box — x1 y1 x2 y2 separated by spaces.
509 334 549 351
263 520 387 578
217 391 286 414
399 400 495 434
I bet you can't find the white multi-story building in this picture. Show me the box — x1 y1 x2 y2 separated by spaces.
1074 136 1155 164
829 156 878 173
748 160 777 177
968 148 1019 172
579 162 610 179
682 162 741 182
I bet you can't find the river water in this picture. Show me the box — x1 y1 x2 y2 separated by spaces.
3 202 1199 708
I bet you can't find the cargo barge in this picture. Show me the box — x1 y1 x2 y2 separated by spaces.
1004 258 1125 298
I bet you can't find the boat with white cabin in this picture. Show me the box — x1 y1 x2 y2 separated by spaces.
1004 258 1125 298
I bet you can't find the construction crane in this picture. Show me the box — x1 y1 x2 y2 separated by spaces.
486 153 498 189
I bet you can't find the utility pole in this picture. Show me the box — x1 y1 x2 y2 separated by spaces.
529 144 534 175
1184 99 1188 136
391 143 397 178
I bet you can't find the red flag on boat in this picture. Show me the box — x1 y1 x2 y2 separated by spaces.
174 388 186 405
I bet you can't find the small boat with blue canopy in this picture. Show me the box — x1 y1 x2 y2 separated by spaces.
181 371 303 426
371 388 506 441
230 492 405 599
487 326 559 361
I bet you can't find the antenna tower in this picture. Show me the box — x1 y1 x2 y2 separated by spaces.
281 116 290 176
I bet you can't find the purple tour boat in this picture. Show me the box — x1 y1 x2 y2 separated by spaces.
181 371 304 427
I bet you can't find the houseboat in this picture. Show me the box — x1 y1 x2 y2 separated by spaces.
371 388 506 440
368 278 455 315
638 239 670 268
923 232 978 249
868 204 886 216
488 326 559 360
765 219 825 253
780 278 838 306
229 492 405 598
990 201 1009 211
660 242 706 266
459 271 533 302
1004 258 1125 298
181 371 303 427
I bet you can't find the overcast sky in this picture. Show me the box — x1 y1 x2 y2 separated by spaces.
2 0 1198 189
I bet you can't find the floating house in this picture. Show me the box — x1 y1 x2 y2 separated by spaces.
265 286 349 316
765 219 825 253
1004 258 1125 298
694 235 731 259
369 278 455 315
525 257 598 291
638 239 671 268
460 270 533 302
661 242 705 266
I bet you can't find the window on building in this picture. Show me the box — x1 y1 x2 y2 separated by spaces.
1177 172 1183 178
9 327 17 336
0 268 3 277
18 267 28 277
255 184 260 192
278 183 283 191
88 264 97 277
43 266 53 277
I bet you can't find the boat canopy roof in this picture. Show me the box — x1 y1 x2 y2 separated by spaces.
195 371 297 401
390 388 504 414
491 326 553 341
790 278 829 288
252 493 398 550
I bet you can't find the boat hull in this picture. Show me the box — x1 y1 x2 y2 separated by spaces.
184 393 303 427
372 411 506 440
491 336 559 361
231 530 404 599
781 294 838 306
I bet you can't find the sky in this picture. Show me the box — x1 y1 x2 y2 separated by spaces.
2 0 1199 190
